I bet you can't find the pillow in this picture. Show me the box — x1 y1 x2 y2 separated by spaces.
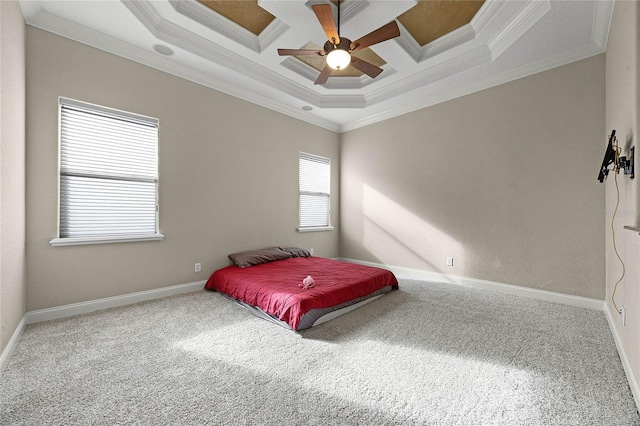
280 247 311 258
228 246 292 268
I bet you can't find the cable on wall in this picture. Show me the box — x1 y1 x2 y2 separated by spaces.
609 134 625 314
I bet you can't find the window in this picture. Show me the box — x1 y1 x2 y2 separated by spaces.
50 98 163 246
298 152 333 231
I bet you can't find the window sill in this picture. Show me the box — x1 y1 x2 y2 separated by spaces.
50 233 165 247
296 226 334 233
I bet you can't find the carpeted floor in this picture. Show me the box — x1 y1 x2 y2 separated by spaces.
1 279 639 425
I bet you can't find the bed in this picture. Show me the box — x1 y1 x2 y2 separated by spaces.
204 247 398 331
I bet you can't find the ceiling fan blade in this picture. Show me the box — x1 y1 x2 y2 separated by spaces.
314 64 333 85
350 56 383 79
350 21 400 52
278 49 323 56
312 4 340 44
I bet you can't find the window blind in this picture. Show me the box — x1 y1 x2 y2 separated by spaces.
299 152 330 228
59 98 159 239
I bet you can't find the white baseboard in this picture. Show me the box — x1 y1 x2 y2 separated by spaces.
0 315 26 377
604 303 640 413
339 257 639 413
1 266 637 414
25 280 206 325
337 257 604 310
1 280 206 380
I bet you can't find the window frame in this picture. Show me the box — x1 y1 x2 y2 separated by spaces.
297 151 334 232
50 98 164 247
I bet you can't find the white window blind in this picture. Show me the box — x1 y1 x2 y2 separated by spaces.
56 98 160 243
299 152 332 230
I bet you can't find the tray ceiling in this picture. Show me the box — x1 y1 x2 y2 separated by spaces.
19 0 613 132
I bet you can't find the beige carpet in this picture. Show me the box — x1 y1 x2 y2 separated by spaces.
1 279 638 425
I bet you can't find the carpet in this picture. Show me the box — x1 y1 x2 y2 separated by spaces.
1 279 638 425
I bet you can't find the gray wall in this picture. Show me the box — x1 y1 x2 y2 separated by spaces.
341 55 606 300
605 0 640 391
25 27 340 311
0 1 26 357
5 11 611 350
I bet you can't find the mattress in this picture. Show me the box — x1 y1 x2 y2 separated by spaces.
205 256 398 330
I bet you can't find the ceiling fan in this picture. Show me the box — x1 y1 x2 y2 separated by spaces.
277 1 400 85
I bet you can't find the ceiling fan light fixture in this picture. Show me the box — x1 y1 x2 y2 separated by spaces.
277 4 399 84
326 48 351 70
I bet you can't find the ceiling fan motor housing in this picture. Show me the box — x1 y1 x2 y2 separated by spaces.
323 37 353 55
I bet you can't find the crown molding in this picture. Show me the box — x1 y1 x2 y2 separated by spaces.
24 6 341 132
19 0 615 134
123 0 405 110
259 14 289 51
340 40 605 133
395 0 506 65
471 0 504 33
363 44 492 108
169 0 288 53
169 0 261 52
122 1 335 111
419 24 476 62
396 20 477 64
591 0 615 50
488 0 551 60
323 65 398 91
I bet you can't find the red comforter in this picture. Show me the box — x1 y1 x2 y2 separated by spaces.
205 257 398 330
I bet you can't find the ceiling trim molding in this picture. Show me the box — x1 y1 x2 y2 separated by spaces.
418 23 476 63
169 0 288 53
323 65 398 91
280 56 323 82
363 45 492 107
19 0 615 134
393 0 509 66
259 15 289 50
17 0 41 18
169 0 260 52
488 0 551 60
318 96 367 109
394 21 421 62
413 0 508 63
23 5 341 132
340 40 606 133
122 1 329 105
471 0 504 33
591 0 615 50
395 20 477 64
123 0 406 109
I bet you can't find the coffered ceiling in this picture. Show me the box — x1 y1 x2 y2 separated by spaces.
19 1 613 132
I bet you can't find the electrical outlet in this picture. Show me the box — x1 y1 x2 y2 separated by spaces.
195 263 201 273
310 248 314 255
446 257 454 266
621 306 626 326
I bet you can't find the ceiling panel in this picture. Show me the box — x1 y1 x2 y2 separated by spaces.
197 0 275 36
398 0 485 46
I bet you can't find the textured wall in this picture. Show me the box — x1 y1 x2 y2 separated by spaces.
341 55 605 299
0 1 26 357
605 0 640 395
25 28 340 311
